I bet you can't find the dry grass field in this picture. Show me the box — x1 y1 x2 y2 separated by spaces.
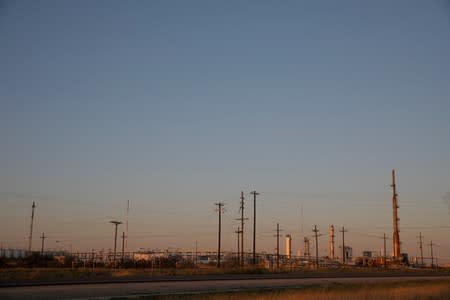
141 280 450 300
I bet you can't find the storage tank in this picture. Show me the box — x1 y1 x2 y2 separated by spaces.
285 234 292 259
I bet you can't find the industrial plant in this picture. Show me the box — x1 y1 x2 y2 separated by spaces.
0 169 445 270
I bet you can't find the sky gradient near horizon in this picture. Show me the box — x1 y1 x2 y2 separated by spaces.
1 1 450 262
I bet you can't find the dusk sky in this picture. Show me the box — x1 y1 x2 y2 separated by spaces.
1 1 450 263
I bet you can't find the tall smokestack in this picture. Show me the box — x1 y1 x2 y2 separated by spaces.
28 202 35 253
391 169 401 258
329 225 335 259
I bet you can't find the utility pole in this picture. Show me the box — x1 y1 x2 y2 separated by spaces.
391 169 401 259
235 226 241 266
383 233 387 268
125 200 129 251
110 221 122 268
418 232 424 267
28 202 36 253
430 241 434 268
40 232 46 256
312 225 321 269
274 223 282 269
121 231 125 264
236 191 248 267
215 202 225 268
340 226 348 264
195 240 198 266
304 237 310 257
250 190 259 265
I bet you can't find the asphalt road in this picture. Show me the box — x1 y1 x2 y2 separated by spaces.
1 275 449 300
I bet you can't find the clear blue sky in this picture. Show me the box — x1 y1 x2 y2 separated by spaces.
1 0 450 262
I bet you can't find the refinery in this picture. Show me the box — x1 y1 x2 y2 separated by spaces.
0 169 446 270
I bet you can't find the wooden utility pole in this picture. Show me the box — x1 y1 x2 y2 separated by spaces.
250 191 259 265
430 241 435 268
28 202 36 253
215 202 225 267
383 233 387 268
312 225 321 269
418 232 424 267
125 200 129 251
195 240 198 266
40 232 46 256
275 223 282 269
236 191 248 267
235 226 241 265
121 231 125 264
340 226 348 264
304 237 310 257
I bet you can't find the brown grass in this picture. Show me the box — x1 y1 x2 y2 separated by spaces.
141 280 450 300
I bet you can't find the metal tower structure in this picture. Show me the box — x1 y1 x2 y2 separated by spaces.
391 169 401 258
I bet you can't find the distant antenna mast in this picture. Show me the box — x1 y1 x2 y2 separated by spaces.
125 200 129 251
28 202 36 252
391 169 401 258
